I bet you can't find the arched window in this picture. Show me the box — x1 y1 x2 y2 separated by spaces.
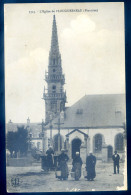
53 134 63 152
94 134 103 153
115 133 124 152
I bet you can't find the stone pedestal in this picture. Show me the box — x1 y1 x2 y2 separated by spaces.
102 144 108 162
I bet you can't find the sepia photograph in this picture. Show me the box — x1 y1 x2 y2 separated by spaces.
4 2 127 192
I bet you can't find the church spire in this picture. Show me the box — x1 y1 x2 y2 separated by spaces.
49 15 61 67
50 15 59 55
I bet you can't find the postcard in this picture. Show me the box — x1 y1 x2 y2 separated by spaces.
4 2 127 192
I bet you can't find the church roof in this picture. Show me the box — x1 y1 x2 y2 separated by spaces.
6 94 126 135
49 94 126 129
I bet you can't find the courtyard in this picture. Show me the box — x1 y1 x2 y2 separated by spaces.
6 161 126 192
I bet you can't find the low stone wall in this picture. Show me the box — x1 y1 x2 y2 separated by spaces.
7 158 33 167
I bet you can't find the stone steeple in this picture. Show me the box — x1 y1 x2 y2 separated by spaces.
50 15 59 54
43 15 67 123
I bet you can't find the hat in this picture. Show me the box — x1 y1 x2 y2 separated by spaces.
89 151 93 154
61 149 65 152
49 146 52 149
76 152 79 155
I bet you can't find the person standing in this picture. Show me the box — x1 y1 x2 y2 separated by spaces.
57 149 69 180
46 146 54 171
72 152 83 180
112 150 120 174
86 151 96 181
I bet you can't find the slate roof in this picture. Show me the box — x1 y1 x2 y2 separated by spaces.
48 94 126 129
6 94 126 135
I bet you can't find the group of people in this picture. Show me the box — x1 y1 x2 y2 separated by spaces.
45 147 120 181
55 149 96 181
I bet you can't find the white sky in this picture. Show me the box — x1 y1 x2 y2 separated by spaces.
4 2 125 123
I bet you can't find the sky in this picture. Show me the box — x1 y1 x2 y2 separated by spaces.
4 3 125 123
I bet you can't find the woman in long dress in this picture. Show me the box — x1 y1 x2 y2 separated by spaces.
57 149 69 180
72 152 83 180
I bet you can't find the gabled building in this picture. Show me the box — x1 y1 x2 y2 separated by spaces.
45 94 126 162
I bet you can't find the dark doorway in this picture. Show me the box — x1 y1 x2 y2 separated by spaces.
72 138 81 159
107 145 113 160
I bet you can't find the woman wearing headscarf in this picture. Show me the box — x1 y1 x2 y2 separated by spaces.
72 152 83 180
57 149 69 180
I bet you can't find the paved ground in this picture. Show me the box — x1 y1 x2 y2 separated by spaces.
6 162 126 192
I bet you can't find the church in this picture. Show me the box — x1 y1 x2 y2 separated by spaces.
42 15 126 162
7 15 126 162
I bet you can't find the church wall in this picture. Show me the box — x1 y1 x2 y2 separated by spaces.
46 127 124 149
88 128 124 152
45 127 124 161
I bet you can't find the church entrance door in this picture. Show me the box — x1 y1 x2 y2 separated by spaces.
72 138 81 159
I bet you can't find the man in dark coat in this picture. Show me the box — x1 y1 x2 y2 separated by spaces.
57 149 69 180
72 152 83 180
86 151 96 181
46 146 54 171
112 150 120 174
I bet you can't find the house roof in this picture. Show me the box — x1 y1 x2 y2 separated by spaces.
48 94 126 129
6 122 42 137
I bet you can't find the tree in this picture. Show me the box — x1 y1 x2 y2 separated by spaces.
6 131 18 157
6 126 28 157
17 126 28 156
